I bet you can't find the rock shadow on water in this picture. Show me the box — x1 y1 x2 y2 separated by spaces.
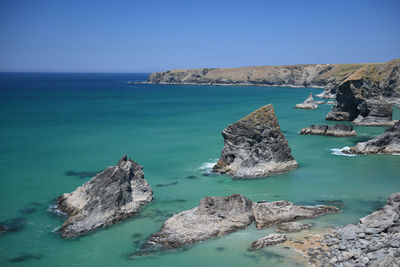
9 253 43 263
155 182 178 187
65 170 100 179
0 217 26 235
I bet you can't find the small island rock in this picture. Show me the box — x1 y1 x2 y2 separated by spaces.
212 104 298 178
275 222 312 233
57 155 153 238
294 93 318 109
300 124 356 137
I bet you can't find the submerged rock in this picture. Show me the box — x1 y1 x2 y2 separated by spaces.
135 194 339 253
294 93 318 109
275 222 312 233
57 155 153 238
0 218 26 234
252 200 339 229
300 124 356 137
346 121 400 154
212 104 298 178
252 233 287 249
144 194 254 250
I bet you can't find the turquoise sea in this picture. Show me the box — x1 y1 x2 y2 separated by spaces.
0 73 399 266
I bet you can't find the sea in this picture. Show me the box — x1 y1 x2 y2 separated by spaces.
0 73 399 266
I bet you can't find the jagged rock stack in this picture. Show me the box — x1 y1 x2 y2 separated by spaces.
300 124 356 137
212 104 298 178
294 93 319 109
57 155 153 238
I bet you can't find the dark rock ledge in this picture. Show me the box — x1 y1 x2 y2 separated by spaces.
57 155 153 238
133 194 339 255
344 121 400 155
300 124 356 137
212 104 298 178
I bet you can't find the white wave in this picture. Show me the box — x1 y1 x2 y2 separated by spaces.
330 147 356 157
199 159 218 173
47 204 67 217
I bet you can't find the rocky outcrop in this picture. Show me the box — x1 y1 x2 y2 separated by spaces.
316 192 400 266
212 104 298 178
147 63 373 89
326 59 400 124
57 155 153 238
251 200 339 229
251 233 287 250
345 121 400 154
275 222 312 233
300 124 356 137
143 194 254 250
135 194 339 253
294 93 318 109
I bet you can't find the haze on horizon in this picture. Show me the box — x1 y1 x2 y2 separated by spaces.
0 0 399 73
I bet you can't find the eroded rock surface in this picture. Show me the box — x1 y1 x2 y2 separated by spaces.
212 104 298 178
135 195 339 253
300 124 356 137
346 121 400 154
275 222 312 233
294 93 318 109
57 155 153 238
252 201 339 229
252 233 287 250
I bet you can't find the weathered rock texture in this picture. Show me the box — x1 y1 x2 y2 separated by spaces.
326 59 400 125
275 222 312 233
252 200 339 229
294 93 318 109
136 194 339 253
57 155 153 238
300 124 356 137
251 233 287 250
346 121 400 154
212 104 298 178
316 192 400 266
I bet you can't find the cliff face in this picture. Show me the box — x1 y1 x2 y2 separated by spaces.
326 59 400 123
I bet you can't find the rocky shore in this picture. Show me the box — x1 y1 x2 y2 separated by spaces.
300 124 356 137
345 121 400 155
57 155 153 238
212 104 298 178
134 194 339 254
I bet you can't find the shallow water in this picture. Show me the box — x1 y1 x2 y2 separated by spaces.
0 73 399 266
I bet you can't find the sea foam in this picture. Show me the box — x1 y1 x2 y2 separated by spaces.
199 159 218 173
330 147 356 157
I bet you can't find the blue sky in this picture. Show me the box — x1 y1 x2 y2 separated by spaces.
0 0 399 72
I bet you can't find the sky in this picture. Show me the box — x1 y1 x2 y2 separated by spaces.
0 0 399 73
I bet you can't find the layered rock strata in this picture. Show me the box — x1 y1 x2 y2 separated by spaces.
57 155 153 238
300 124 356 137
212 104 298 178
252 233 287 250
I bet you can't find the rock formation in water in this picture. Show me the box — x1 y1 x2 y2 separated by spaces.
212 104 298 178
345 121 400 154
251 233 287 250
326 59 400 125
294 93 319 109
251 200 339 229
310 192 400 266
57 155 153 238
135 194 339 253
300 124 356 137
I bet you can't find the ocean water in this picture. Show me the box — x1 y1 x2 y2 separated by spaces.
0 73 399 267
